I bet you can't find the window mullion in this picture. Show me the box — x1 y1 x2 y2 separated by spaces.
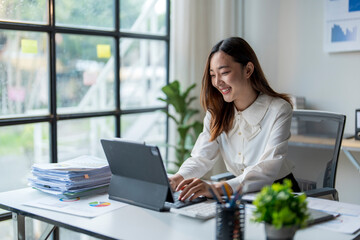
49 0 57 164
115 0 121 138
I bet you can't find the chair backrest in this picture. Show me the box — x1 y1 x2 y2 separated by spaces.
288 110 346 192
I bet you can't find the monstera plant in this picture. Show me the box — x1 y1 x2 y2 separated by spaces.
158 80 203 171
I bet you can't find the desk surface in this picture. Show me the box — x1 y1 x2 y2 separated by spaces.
290 135 360 149
342 138 360 149
0 188 355 240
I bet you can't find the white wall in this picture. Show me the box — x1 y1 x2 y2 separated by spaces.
243 0 360 204
243 0 360 135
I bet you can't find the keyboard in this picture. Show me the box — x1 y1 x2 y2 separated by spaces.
170 200 217 220
164 191 207 209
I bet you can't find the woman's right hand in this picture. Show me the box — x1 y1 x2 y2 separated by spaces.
168 173 184 191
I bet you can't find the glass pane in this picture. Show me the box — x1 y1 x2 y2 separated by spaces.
120 0 167 35
0 0 47 24
0 218 55 240
60 228 101 240
57 117 115 162
56 0 114 30
120 38 166 109
0 219 12 240
121 112 166 156
56 34 115 114
0 123 49 193
0 30 49 118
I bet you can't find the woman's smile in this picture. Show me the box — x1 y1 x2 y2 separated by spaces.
220 87 231 94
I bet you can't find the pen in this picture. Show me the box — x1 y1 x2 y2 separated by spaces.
223 182 232 201
221 184 230 203
230 184 244 207
208 184 223 204
231 191 242 207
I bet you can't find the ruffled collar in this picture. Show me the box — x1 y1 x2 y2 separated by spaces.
228 93 273 140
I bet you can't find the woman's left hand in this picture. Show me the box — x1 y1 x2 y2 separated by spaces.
176 178 212 201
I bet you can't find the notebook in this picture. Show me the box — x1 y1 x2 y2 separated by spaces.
100 138 207 212
307 208 339 225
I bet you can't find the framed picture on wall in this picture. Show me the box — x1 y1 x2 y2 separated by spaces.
324 0 360 52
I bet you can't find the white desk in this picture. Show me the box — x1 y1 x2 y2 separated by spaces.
342 138 360 172
0 188 356 240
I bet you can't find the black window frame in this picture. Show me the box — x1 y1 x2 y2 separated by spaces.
0 0 170 223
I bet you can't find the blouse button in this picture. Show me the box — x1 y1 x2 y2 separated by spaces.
238 132 242 136
238 152 241 156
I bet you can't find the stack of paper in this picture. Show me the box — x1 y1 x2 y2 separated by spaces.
29 155 111 198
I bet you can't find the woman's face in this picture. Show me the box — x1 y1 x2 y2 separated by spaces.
210 51 254 109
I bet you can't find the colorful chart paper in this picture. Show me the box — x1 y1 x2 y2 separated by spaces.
60 197 80 202
89 201 111 207
23 193 126 218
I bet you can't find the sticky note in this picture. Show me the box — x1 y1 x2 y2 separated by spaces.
21 39 38 54
97 44 111 58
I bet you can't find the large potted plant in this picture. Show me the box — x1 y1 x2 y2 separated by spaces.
158 80 203 172
252 179 309 240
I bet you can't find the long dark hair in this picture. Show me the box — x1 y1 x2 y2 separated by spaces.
201 37 292 141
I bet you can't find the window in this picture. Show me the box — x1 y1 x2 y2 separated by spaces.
0 0 170 237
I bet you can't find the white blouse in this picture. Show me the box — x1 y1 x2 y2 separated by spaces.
177 93 294 193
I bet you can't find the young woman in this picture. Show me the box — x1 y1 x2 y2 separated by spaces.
169 37 300 201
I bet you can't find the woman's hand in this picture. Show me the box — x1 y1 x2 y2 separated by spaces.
170 175 235 202
214 181 233 200
176 178 213 201
168 173 184 191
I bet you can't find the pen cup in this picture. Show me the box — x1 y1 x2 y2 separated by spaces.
215 203 245 240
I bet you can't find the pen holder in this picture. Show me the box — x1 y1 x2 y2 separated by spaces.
215 203 245 240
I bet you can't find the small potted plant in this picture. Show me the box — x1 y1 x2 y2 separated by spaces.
252 179 309 240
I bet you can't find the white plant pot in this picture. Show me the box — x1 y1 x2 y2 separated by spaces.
264 223 298 240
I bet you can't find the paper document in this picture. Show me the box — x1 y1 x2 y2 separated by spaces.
307 197 360 234
23 194 127 218
32 155 109 171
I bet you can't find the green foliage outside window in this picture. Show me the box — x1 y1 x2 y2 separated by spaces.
158 80 203 171
0 125 34 155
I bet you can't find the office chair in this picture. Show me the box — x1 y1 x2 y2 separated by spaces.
288 110 346 201
211 110 346 201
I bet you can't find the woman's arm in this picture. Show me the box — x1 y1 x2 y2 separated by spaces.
169 112 225 200
176 111 220 180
